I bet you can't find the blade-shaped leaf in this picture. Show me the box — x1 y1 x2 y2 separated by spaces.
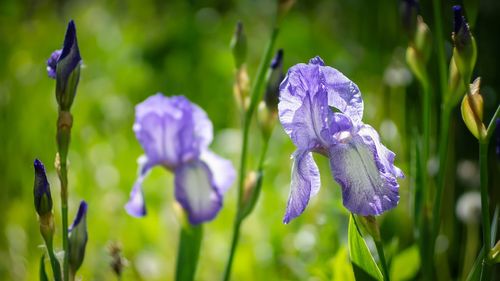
348 215 383 281
39 255 49 281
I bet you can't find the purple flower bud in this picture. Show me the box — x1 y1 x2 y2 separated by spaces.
264 49 284 110
55 20 82 111
453 5 472 50
33 159 53 216
46 49 62 79
68 200 88 274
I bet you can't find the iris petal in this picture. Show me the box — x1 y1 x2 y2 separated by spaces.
328 131 400 216
174 161 222 225
125 156 150 217
133 94 213 168
200 150 235 194
283 150 321 224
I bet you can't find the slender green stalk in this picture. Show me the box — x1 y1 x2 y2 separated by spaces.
431 105 452 254
57 148 70 281
46 241 62 281
374 241 390 281
222 28 279 281
478 141 490 281
421 79 431 204
175 224 203 281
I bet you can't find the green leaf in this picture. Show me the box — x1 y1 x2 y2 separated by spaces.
465 247 483 281
175 224 203 281
39 255 49 281
348 215 383 281
390 245 420 281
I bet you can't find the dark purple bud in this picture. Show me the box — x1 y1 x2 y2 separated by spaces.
46 49 62 79
264 49 284 110
69 200 88 274
400 0 419 38
453 5 472 50
34 159 53 216
56 20 82 111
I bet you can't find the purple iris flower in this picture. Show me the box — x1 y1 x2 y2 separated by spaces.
278 57 404 223
125 94 236 225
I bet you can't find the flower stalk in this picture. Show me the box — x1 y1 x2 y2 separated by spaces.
223 26 280 281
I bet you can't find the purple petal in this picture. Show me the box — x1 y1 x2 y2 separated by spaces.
133 94 213 169
70 200 88 231
283 150 321 224
174 160 222 224
46 49 62 79
125 156 150 217
200 150 235 194
278 56 362 151
328 126 402 216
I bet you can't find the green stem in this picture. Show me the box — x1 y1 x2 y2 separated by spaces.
222 27 279 281
59 154 69 281
478 141 491 281
46 241 62 281
175 224 203 281
421 79 431 203
431 105 452 255
375 241 390 281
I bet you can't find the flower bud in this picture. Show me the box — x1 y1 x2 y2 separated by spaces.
233 66 250 110
399 0 419 39
68 200 88 275
356 215 381 242
34 159 53 216
405 46 426 84
230 21 247 69
264 49 284 111
461 78 486 140
414 16 431 63
257 102 277 140
55 20 82 111
452 5 477 84
445 58 465 107
239 171 263 220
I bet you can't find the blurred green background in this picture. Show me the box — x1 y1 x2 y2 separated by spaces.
0 0 499 280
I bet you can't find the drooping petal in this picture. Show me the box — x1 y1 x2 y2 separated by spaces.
283 150 321 224
328 128 401 216
125 156 151 217
278 56 363 151
133 94 213 169
200 150 235 194
125 180 147 217
174 160 222 224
